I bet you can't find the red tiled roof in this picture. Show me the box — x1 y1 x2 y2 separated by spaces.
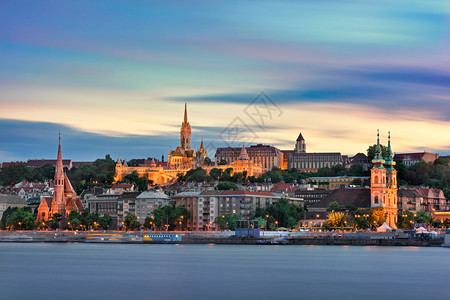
220 191 275 196
112 183 133 189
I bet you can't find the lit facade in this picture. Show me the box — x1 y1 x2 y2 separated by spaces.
370 130 398 229
37 136 83 222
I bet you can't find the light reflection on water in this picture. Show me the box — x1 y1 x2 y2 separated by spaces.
0 243 448 300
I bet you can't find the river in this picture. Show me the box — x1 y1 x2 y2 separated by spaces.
0 243 448 299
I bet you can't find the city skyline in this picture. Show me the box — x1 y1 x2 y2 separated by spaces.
1 1 450 162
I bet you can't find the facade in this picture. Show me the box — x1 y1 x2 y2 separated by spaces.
36 137 83 222
397 189 423 212
115 104 262 185
307 176 370 190
172 190 296 231
394 152 439 166
87 194 120 229
370 131 398 229
284 132 343 172
215 144 282 172
295 189 332 208
135 191 170 221
0 194 27 218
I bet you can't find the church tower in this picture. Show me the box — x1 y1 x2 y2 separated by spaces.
180 103 191 150
51 135 66 217
370 130 397 229
295 132 306 153
384 132 398 229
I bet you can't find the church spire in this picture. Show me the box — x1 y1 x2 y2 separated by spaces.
184 103 188 123
372 129 385 167
384 131 396 170
55 133 63 178
239 144 249 160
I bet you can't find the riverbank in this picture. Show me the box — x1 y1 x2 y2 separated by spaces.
0 231 445 247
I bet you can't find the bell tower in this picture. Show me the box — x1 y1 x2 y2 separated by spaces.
180 103 191 150
384 131 398 229
51 134 66 216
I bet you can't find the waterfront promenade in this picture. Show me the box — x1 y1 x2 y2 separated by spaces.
0 230 445 247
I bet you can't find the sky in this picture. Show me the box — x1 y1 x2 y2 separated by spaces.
1 0 449 162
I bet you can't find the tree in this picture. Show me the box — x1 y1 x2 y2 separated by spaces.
209 168 223 181
371 207 385 228
124 213 141 230
99 214 113 230
266 198 304 229
151 205 190 230
216 182 238 191
415 210 432 224
5 207 35 230
48 213 63 230
353 216 369 230
254 217 267 229
367 144 388 161
143 216 153 229
327 211 345 227
327 201 341 212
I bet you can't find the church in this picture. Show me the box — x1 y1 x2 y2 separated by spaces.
370 130 398 229
114 104 209 185
114 103 262 185
37 136 83 223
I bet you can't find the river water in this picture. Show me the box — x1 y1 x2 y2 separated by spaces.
0 243 448 300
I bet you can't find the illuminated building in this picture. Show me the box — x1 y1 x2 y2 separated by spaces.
115 104 262 185
370 130 398 229
36 136 83 222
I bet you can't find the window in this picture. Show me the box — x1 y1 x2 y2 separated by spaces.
374 196 379 204
374 176 379 184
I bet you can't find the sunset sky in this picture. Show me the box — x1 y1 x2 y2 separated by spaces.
1 0 449 162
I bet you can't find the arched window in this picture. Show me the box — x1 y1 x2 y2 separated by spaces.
382 176 385 184
374 176 379 184
374 196 379 204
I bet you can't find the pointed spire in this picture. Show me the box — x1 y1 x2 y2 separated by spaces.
184 103 188 123
55 134 64 178
372 129 385 167
385 131 396 170
117 156 122 165
239 144 249 160
200 138 205 152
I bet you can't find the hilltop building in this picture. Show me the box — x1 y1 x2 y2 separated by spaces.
36 136 83 222
283 132 343 172
115 104 262 186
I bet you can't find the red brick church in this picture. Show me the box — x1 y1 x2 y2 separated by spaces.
37 136 83 223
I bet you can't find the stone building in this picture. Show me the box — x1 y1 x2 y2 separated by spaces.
0 194 27 218
394 152 439 166
36 136 83 222
215 144 282 172
284 132 343 172
370 131 398 229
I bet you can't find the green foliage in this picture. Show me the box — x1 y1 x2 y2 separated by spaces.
415 210 432 224
262 198 304 229
151 205 190 230
214 214 242 230
209 168 223 180
121 171 150 191
47 213 63 230
216 182 238 191
4 207 35 230
143 216 154 229
395 161 449 198
367 144 388 161
254 217 266 229
99 214 112 230
353 216 370 229
124 213 141 230
326 201 357 212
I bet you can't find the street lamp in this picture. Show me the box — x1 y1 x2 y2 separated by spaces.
316 214 319 229
275 220 278 231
